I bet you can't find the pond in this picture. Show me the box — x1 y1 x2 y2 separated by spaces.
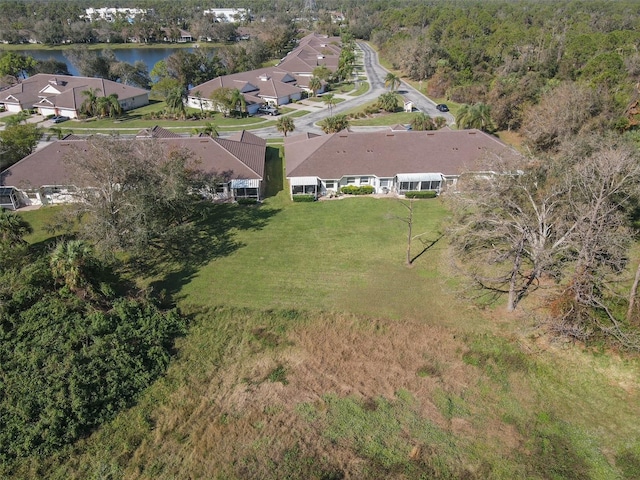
13 47 195 76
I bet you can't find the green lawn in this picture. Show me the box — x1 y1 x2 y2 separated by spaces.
350 111 423 126
287 109 310 118
60 101 270 132
179 198 455 322
9 193 640 479
349 81 369 96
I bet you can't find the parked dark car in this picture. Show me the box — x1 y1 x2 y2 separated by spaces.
436 104 449 112
52 115 70 123
258 105 279 116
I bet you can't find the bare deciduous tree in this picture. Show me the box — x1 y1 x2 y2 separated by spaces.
521 82 601 152
392 198 443 266
551 137 640 347
450 135 640 349
449 155 572 311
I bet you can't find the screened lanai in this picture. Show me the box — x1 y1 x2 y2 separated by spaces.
395 173 444 194
0 187 20 210
289 176 321 197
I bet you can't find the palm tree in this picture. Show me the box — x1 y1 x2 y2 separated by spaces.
313 65 332 82
50 240 96 293
319 114 350 134
0 208 32 247
105 94 122 118
95 96 110 118
377 92 399 113
410 112 435 131
47 126 69 140
337 47 356 82
322 93 337 116
433 116 447 129
456 103 495 132
80 87 102 117
166 87 186 117
193 122 219 137
95 94 121 118
275 116 295 137
309 76 322 97
229 88 246 116
384 73 401 92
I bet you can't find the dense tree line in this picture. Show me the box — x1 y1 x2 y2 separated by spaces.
343 0 640 142
0 0 300 52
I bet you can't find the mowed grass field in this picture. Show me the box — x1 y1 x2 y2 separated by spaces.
180 196 463 324
10 196 640 479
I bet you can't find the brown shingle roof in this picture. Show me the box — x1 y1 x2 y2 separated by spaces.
227 130 267 146
285 129 521 179
188 67 301 102
0 74 148 112
1 130 266 189
136 125 182 138
189 33 342 102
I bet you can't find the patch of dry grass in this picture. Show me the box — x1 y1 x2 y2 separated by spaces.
8 197 640 479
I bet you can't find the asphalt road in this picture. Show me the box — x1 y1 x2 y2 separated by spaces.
10 42 451 142
244 41 453 138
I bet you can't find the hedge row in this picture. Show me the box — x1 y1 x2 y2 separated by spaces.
237 198 258 205
292 194 316 202
405 190 438 199
341 185 375 195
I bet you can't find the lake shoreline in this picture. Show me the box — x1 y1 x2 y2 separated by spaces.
0 42 225 52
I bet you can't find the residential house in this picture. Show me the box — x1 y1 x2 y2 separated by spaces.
187 67 303 113
0 74 150 118
187 32 342 112
284 128 521 198
276 33 342 79
161 27 193 43
0 129 266 209
203 8 249 22
84 7 151 23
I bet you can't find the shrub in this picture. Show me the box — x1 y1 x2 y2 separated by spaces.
0 256 187 459
237 198 258 205
364 104 380 115
341 185 374 195
405 191 437 199
292 194 316 202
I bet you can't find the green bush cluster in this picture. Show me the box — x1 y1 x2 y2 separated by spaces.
292 194 316 202
142 109 215 121
237 198 258 205
405 190 437 199
0 256 186 459
341 185 375 195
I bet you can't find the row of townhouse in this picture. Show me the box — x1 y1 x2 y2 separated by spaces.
0 127 520 210
186 32 342 113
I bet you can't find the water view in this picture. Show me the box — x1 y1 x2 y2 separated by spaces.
13 47 195 76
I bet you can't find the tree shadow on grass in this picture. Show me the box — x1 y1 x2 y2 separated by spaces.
263 146 284 198
139 201 281 303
